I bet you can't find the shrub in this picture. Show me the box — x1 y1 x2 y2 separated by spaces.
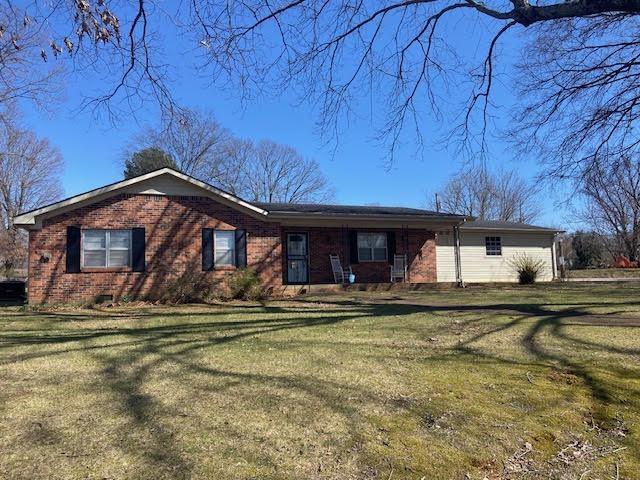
161 270 216 304
510 254 546 285
224 268 266 300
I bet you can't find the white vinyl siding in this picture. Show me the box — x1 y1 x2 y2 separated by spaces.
124 175 207 196
435 231 457 282
82 230 131 268
436 230 555 282
214 230 235 266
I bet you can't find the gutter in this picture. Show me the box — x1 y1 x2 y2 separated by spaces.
266 212 470 223
461 227 564 234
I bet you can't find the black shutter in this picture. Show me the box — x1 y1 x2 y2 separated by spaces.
387 231 396 264
235 229 247 268
132 228 146 272
202 228 214 271
349 231 359 264
66 226 81 273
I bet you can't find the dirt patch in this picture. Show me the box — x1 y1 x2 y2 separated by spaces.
547 367 583 386
420 410 455 433
386 395 416 411
503 442 534 477
584 412 630 437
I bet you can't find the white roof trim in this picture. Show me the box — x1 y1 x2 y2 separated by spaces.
460 225 561 233
13 168 268 227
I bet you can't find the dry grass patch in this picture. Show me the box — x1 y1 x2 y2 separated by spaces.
0 284 639 479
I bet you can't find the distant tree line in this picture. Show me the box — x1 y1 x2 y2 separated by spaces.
123 109 333 204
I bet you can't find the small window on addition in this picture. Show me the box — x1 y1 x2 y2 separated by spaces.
485 236 502 256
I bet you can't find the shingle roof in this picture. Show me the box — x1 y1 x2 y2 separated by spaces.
462 220 561 232
254 202 465 218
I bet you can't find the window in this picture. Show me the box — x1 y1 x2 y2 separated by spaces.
215 230 235 266
485 236 502 256
358 233 387 262
82 230 131 268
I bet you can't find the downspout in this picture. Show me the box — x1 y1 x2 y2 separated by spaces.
556 233 566 281
405 224 410 282
551 234 558 280
453 225 465 287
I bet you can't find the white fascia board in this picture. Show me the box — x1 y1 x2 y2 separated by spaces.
461 226 562 234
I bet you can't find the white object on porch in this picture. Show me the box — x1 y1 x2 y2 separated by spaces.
330 255 352 284
390 254 408 282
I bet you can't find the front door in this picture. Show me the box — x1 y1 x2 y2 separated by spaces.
286 233 309 284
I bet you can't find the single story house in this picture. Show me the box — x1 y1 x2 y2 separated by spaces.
13 168 561 304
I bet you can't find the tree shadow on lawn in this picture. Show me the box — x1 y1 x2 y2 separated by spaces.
450 302 640 432
298 296 640 424
0 305 389 477
1 297 639 477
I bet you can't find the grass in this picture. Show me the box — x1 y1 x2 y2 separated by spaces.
0 284 639 479
568 267 640 279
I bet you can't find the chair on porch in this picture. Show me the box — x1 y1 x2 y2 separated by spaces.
390 254 407 282
330 255 352 284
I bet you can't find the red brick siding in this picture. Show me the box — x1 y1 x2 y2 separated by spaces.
281 227 436 284
27 194 438 303
28 194 281 304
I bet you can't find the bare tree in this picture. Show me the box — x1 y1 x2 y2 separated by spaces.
0 114 63 275
215 137 254 196
190 0 640 170
242 140 333 203
126 109 232 183
0 6 63 113
433 167 540 222
126 110 333 202
581 155 640 262
2 1 640 173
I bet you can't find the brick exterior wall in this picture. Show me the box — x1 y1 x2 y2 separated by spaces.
28 194 281 304
27 194 437 304
282 227 436 284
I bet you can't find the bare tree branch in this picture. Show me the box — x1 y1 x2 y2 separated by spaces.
432 165 541 222
0 106 63 275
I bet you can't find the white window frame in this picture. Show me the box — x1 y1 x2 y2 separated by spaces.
81 229 132 268
214 230 236 267
485 236 502 256
357 232 388 262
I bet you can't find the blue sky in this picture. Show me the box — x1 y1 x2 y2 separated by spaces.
20 5 568 228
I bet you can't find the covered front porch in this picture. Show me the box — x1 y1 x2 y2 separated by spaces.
280 225 441 286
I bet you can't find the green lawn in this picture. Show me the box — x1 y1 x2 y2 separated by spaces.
1 284 639 479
